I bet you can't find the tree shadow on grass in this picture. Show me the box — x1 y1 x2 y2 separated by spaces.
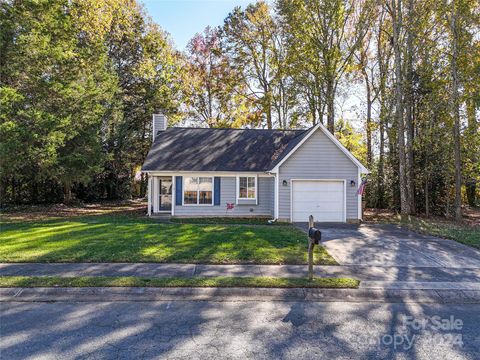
0 215 336 264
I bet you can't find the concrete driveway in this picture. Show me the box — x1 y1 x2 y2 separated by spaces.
295 223 480 268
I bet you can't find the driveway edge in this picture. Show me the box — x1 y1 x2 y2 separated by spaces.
1 287 480 304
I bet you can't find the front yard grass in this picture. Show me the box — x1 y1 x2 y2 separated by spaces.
365 210 480 249
0 214 337 264
0 276 358 288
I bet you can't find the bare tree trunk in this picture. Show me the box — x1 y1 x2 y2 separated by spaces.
425 178 429 217
465 98 478 206
63 182 72 204
326 79 335 133
392 0 410 215
405 0 415 213
265 88 273 129
363 66 373 167
449 0 462 220
12 177 16 204
376 13 387 209
266 106 272 129
308 93 317 126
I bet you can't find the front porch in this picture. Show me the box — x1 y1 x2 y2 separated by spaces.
146 173 277 218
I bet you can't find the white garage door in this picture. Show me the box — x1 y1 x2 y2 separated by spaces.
292 180 345 222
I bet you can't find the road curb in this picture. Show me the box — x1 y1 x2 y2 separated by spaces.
1 287 480 304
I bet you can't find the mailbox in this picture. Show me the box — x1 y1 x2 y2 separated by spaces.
308 227 321 244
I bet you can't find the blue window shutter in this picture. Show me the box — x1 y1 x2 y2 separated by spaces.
214 177 221 205
175 176 182 205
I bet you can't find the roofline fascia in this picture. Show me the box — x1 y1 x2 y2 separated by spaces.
141 170 274 176
270 122 370 174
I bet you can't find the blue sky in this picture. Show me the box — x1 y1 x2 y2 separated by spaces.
141 0 255 50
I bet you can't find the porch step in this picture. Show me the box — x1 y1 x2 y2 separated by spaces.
151 214 172 223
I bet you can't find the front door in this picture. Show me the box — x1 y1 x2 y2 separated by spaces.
158 177 172 212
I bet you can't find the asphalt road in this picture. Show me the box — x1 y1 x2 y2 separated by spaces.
1 300 479 359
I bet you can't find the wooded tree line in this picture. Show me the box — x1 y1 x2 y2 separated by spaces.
1 0 479 219
1 0 182 204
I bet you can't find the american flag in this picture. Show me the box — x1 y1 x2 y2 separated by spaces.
357 178 367 196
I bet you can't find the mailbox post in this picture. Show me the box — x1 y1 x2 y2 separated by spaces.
307 215 321 280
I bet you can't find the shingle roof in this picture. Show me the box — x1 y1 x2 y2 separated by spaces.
141 127 312 172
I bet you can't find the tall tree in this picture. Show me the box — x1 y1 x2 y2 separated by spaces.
449 0 462 220
404 0 416 213
222 1 293 129
222 2 273 128
278 0 375 133
0 0 181 203
388 0 411 214
373 8 394 209
183 27 258 128
0 0 114 203
431 0 479 218
355 23 381 167
95 0 181 199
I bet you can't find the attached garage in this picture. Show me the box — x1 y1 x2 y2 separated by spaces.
291 180 346 222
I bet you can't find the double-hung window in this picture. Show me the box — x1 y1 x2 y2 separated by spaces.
183 177 213 205
237 176 257 200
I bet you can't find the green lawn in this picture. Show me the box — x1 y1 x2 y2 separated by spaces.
0 276 358 288
397 216 479 249
0 214 337 264
366 213 480 249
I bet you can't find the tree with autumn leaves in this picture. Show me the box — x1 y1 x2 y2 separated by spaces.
1 0 478 218
182 26 259 128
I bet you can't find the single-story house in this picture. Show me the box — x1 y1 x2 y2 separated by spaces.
141 114 369 223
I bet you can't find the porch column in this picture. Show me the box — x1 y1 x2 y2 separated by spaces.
152 176 159 213
147 176 152 216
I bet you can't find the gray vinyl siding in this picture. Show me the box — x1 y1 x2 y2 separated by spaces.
174 176 274 217
278 128 359 221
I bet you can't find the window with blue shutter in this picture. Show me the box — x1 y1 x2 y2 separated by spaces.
214 177 221 205
175 176 182 205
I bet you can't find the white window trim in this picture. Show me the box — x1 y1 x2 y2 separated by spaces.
182 176 214 206
236 175 258 204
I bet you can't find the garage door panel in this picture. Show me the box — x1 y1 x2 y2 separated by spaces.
293 211 343 222
292 180 345 222
294 200 343 211
294 193 343 202
294 182 343 192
